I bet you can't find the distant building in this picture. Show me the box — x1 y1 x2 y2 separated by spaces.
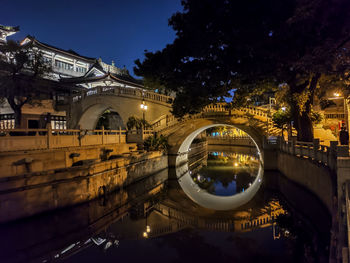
0 25 143 129
0 25 19 44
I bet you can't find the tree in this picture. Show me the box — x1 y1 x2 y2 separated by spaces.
126 116 150 130
272 109 292 138
143 134 169 151
135 0 350 141
0 40 52 127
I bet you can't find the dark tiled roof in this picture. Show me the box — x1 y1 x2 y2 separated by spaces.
111 72 143 85
24 36 96 62
60 72 144 88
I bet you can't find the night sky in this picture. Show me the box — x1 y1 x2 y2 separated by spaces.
2 0 183 77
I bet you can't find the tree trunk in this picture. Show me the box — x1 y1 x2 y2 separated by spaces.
7 97 24 128
295 111 314 141
290 73 321 142
13 108 22 128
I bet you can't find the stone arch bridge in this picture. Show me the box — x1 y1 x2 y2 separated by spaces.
60 86 284 162
62 86 277 140
62 86 173 129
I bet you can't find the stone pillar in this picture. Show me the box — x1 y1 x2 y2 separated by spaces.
313 138 320 160
329 141 339 170
102 126 105 145
291 136 297 155
337 157 350 262
46 123 52 149
337 145 350 157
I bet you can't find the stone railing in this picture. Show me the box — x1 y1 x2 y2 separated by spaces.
70 86 173 105
126 129 154 144
279 138 349 171
151 104 272 133
0 126 126 152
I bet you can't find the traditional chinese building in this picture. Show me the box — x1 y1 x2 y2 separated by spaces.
0 25 143 129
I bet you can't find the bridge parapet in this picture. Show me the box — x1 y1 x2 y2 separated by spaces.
277 138 349 171
0 126 127 152
152 104 274 135
68 86 173 105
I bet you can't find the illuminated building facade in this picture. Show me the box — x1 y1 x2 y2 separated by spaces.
0 25 143 129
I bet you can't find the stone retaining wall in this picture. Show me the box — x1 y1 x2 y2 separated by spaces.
0 151 167 223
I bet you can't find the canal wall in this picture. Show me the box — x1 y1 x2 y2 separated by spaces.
264 148 334 213
0 171 167 263
0 150 168 223
0 143 136 178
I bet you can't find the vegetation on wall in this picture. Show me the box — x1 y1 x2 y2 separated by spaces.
143 133 169 151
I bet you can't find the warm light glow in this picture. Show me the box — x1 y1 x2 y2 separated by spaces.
143 232 148 238
334 92 341 97
234 162 238 167
146 225 151 233
281 107 286 112
140 101 148 110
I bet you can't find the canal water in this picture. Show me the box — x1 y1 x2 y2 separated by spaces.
0 145 331 263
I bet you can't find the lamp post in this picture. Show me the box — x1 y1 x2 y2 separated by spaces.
140 100 148 129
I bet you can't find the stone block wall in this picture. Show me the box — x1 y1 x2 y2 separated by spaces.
0 151 168 223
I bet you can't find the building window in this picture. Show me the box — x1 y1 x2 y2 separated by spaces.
42 56 52 65
50 115 66 130
76 66 87 73
54 60 73 71
0 114 15 129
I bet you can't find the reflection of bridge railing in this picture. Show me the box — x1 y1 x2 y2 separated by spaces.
0 126 126 152
69 86 173 105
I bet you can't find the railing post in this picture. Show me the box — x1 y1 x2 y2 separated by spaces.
78 126 82 147
291 136 297 155
329 141 338 170
102 126 105 145
119 126 121 143
313 138 320 160
46 123 52 149
337 145 350 157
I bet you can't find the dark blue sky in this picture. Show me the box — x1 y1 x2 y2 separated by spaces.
2 0 182 77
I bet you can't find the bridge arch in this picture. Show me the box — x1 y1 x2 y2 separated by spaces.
166 120 265 210
77 103 125 130
68 91 172 129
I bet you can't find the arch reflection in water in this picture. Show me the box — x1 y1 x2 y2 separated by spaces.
175 125 263 210
192 151 260 196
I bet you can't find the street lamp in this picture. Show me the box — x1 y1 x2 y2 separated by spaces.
140 100 148 129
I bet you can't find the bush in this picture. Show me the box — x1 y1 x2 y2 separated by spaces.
144 134 169 151
126 116 151 130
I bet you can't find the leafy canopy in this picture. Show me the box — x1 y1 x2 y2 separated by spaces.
134 0 350 122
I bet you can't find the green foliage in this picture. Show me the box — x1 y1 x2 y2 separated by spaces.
310 110 323 124
144 134 169 151
272 109 292 129
134 0 350 140
0 40 53 127
126 116 150 130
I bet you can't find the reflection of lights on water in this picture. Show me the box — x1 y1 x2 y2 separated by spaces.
197 174 205 183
